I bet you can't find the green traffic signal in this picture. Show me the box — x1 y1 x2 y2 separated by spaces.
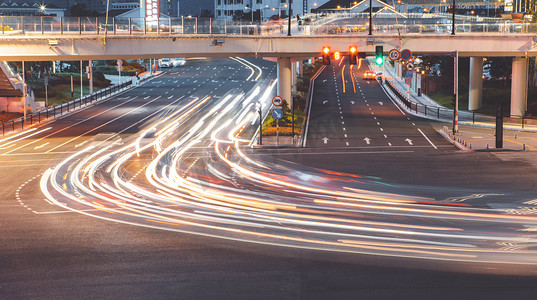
375 45 383 65
375 56 383 65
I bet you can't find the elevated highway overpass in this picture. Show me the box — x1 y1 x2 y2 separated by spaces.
0 13 534 117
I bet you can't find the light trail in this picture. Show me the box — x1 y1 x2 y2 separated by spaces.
37 58 537 269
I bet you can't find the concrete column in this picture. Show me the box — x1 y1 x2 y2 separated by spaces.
511 57 528 117
277 57 292 108
468 57 483 111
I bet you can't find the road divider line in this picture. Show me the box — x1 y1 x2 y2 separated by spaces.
418 128 438 149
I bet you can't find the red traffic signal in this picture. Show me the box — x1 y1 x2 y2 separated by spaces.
349 46 357 65
322 47 330 65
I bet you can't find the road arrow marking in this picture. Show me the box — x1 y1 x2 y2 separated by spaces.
350 101 355 104
405 138 414 145
322 137 329 144
378 101 384 106
364 137 371 144
323 100 328 104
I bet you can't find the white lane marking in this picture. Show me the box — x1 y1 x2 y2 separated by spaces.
364 137 371 144
388 143 392 146
418 128 438 149
75 140 89 148
405 138 414 145
322 137 329 144
346 142 349 146
34 143 49 150
379 128 383 132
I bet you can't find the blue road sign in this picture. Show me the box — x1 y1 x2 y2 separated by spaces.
406 72 413 79
272 109 283 120
400 49 412 61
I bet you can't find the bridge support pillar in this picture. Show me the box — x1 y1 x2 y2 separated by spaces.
468 57 483 110
511 57 528 118
277 57 292 108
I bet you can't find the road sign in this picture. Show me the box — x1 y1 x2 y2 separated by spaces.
272 109 283 120
406 63 414 71
406 72 413 79
408 56 415 63
117 60 123 66
272 95 283 106
405 78 412 85
388 49 400 61
400 49 412 61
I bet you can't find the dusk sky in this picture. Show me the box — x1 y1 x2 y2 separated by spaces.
180 0 214 16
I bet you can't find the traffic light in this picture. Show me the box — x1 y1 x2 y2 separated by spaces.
451 94 456 108
375 45 384 65
322 47 330 65
334 51 340 60
349 46 357 65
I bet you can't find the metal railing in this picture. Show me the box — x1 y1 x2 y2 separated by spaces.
0 15 533 37
0 78 139 136
384 79 537 129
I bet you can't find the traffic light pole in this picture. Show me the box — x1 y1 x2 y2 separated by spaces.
452 50 458 134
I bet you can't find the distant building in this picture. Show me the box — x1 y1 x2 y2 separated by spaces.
214 0 329 21
0 1 65 16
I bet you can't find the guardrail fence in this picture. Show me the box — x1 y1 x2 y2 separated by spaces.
0 78 139 136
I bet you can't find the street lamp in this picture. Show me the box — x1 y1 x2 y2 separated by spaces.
287 0 292 36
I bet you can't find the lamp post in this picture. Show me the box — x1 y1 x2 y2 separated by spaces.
451 0 456 35
369 0 372 35
287 0 292 36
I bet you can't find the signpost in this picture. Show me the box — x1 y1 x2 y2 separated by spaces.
272 95 283 107
400 49 413 61
272 108 283 146
388 49 400 61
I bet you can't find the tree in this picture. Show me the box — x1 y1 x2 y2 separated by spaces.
199 9 214 18
489 57 512 87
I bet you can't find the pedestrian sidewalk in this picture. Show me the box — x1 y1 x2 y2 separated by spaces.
368 58 537 133
433 123 537 151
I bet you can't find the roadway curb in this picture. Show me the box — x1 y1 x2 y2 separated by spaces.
438 129 472 152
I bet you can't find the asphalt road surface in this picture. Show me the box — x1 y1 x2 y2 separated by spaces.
3 58 537 299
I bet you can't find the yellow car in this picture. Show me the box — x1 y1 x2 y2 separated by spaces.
363 71 376 80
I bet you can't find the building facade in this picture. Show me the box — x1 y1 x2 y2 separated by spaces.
214 0 329 21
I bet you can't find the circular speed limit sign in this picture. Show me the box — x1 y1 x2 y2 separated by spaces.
272 95 283 106
388 49 400 61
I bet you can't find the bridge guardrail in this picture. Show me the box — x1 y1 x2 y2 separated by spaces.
0 15 533 37
384 79 537 130
0 77 142 136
